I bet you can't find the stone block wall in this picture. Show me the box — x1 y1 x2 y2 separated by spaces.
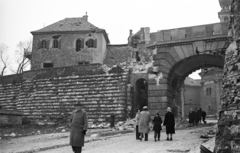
0 110 23 126
0 65 131 124
215 0 240 152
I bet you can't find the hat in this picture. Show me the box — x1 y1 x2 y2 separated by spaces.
74 102 82 106
143 106 148 109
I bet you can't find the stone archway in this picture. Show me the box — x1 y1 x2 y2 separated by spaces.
167 54 224 116
147 39 227 116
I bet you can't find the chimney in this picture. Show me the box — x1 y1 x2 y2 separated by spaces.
129 30 133 36
82 12 88 21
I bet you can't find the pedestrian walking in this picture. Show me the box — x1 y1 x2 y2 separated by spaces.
139 106 151 141
202 109 207 124
69 102 88 153
188 108 194 127
163 107 175 141
152 112 162 141
198 108 203 124
135 109 141 140
194 108 199 126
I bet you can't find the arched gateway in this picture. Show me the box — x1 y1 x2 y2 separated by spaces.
146 22 229 116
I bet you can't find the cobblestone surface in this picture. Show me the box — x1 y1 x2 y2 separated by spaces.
39 127 212 153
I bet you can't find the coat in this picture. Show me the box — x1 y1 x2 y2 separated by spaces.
69 109 88 147
198 109 202 119
188 111 194 124
194 110 199 122
202 111 206 117
153 116 162 132
163 112 175 134
135 113 140 126
139 111 151 134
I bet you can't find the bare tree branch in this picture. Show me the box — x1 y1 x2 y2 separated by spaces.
13 38 32 74
0 44 9 76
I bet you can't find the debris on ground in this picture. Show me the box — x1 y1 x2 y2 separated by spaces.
200 129 216 139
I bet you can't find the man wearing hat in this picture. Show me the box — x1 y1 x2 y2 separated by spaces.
69 102 88 153
139 106 151 141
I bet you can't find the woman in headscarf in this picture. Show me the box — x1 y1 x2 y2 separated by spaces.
139 106 151 141
152 112 162 141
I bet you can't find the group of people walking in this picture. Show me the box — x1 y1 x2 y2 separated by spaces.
135 106 175 142
68 102 176 153
188 108 207 127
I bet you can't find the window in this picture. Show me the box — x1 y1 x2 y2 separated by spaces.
86 39 97 48
43 62 53 68
206 87 212 95
78 61 89 65
76 39 84 51
224 17 229 22
53 39 58 48
136 51 141 61
41 40 47 48
86 39 94 48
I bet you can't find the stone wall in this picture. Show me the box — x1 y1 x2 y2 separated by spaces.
0 64 131 125
0 110 23 126
215 0 240 152
184 85 201 117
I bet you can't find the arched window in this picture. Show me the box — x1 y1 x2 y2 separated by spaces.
206 87 212 95
86 38 97 48
41 40 47 48
86 39 94 48
53 39 58 48
76 39 84 51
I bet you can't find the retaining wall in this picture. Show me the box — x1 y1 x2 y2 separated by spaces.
0 64 131 124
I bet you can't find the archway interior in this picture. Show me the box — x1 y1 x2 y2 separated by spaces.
136 79 148 111
168 54 224 117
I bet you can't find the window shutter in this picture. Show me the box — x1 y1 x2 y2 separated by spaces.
58 39 61 49
38 40 41 49
46 40 50 49
94 39 97 48
85 40 89 47
81 39 84 48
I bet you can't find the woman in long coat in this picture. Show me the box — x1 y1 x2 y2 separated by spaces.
163 107 175 141
153 112 162 141
69 102 88 153
139 106 151 141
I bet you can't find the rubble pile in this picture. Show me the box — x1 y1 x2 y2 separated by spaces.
175 118 189 128
88 119 136 131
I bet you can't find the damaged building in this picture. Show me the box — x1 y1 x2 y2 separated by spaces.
0 0 230 125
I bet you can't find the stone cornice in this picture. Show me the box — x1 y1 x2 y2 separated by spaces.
146 36 229 49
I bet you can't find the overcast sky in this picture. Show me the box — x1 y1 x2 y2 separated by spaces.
0 0 222 78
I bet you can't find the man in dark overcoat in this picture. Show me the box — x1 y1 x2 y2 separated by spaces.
139 106 151 141
69 102 88 153
163 107 175 141
194 108 199 126
202 109 207 124
188 108 194 127
198 108 203 124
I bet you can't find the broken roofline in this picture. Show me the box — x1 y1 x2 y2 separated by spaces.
30 29 110 44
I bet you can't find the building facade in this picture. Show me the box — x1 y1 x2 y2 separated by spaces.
31 14 110 70
199 68 222 115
